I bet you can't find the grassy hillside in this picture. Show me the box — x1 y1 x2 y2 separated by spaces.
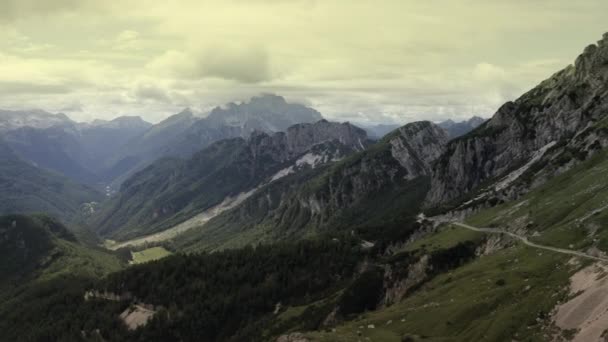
302 147 608 341
0 214 122 292
307 229 573 341
0 214 125 340
0 142 101 223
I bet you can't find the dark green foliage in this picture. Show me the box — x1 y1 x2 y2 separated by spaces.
99 238 363 341
338 267 385 316
0 142 101 222
427 241 478 274
177 135 430 252
0 276 129 342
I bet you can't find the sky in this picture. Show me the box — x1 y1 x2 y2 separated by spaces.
0 0 607 124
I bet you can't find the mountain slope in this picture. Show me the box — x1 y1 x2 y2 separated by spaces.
0 214 124 341
93 120 369 240
104 109 198 185
0 142 102 222
310 143 608 342
3 115 152 185
427 33 608 208
175 121 448 252
106 94 324 185
0 214 122 291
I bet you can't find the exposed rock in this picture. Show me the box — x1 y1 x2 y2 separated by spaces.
383 255 430 306
426 32 608 207
390 121 449 180
276 332 310 342
119 304 156 330
93 119 368 239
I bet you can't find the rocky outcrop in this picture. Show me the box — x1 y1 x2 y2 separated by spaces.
426 33 608 206
283 121 446 230
276 333 310 342
389 121 449 180
92 120 367 240
176 121 448 251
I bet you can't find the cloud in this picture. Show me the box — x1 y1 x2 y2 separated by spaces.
59 101 85 112
0 0 97 21
0 0 607 124
148 45 273 83
0 81 71 95
110 30 142 51
133 84 171 103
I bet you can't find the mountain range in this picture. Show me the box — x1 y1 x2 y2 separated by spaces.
4 32 608 342
359 116 485 140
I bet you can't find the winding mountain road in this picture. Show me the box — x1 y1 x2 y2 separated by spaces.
453 222 608 263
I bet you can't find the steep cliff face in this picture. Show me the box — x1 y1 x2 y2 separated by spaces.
426 33 608 206
389 122 449 180
92 121 368 240
273 122 448 232
176 121 448 251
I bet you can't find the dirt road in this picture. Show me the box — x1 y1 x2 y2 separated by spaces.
453 222 608 263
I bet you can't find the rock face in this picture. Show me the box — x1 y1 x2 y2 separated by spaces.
426 33 608 206
389 121 449 180
280 119 368 156
283 121 447 228
92 120 368 240
111 94 326 184
175 121 448 251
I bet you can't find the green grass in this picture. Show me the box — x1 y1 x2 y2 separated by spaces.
131 246 172 264
465 150 608 252
37 240 123 282
403 225 484 252
307 242 574 341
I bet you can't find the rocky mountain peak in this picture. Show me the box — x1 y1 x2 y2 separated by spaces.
92 116 152 130
426 32 608 206
573 32 608 81
205 94 323 133
246 120 369 162
285 120 368 154
388 121 449 180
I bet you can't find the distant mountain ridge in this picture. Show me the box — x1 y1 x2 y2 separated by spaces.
92 119 369 240
105 94 326 186
174 120 448 252
0 94 324 187
0 109 72 133
2 114 153 185
359 116 485 140
438 116 486 138
0 141 101 223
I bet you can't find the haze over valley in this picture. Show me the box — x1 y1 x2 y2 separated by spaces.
2 2 608 341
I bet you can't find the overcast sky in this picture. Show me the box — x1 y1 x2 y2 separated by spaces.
0 0 607 124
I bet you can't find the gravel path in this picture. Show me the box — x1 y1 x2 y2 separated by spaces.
453 222 608 263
